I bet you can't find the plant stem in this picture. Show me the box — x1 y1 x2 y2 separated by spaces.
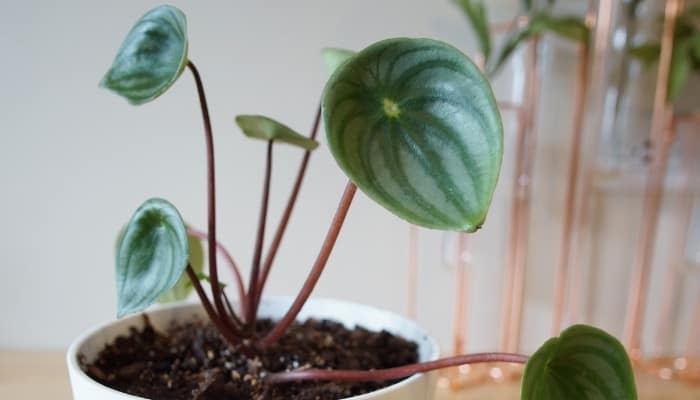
187 60 231 331
221 289 245 330
266 352 529 384
255 105 322 310
246 140 274 329
187 226 248 318
258 181 357 348
186 265 242 346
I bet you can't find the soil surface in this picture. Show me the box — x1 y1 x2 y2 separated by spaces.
82 316 419 399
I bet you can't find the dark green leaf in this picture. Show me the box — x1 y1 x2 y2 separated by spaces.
235 115 319 150
101 5 188 105
522 0 533 11
522 325 637 400
453 0 492 64
323 38 503 232
322 48 356 75
116 198 189 317
157 231 204 303
628 44 661 67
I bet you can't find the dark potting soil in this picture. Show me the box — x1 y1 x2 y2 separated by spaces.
82 316 419 400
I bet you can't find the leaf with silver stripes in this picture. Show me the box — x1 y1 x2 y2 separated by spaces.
101 5 188 105
116 198 189 317
522 324 637 400
322 38 503 232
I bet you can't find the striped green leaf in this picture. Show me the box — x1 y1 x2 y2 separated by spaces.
522 325 637 400
322 48 356 75
157 231 204 303
116 198 189 317
323 38 503 232
101 5 188 105
235 115 319 150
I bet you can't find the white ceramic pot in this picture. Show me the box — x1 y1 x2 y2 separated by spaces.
67 297 439 399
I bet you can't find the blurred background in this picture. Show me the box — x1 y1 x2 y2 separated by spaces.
1 3 699 395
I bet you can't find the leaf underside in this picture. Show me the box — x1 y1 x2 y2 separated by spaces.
116 198 189 317
521 325 637 400
322 48 357 75
323 38 503 232
235 115 319 150
101 5 188 105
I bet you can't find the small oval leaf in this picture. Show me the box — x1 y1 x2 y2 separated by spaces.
116 198 189 317
157 230 204 303
322 48 356 75
323 38 503 232
522 325 637 400
236 115 319 150
101 5 188 105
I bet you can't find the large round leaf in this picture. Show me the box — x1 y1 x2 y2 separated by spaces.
100 5 188 105
522 325 637 400
322 38 503 232
116 198 189 317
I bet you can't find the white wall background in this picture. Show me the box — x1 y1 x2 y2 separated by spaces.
10 0 675 356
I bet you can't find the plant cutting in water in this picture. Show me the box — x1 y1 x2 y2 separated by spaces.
100 5 637 399
453 0 589 75
629 4 700 101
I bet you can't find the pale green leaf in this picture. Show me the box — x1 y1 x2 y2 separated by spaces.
101 5 188 105
322 48 356 75
235 115 319 150
116 198 189 317
522 325 637 400
323 38 503 232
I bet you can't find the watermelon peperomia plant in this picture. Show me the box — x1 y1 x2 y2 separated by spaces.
102 5 637 399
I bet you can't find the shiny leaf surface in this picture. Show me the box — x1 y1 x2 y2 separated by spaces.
323 38 503 232
522 325 637 400
101 5 188 105
116 198 189 317
157 231 204 303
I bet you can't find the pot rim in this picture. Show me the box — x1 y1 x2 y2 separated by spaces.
67 296 440 399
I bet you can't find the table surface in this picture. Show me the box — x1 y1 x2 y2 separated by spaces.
2 351 700 399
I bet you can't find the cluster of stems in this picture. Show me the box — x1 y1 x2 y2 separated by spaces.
183 60 527 385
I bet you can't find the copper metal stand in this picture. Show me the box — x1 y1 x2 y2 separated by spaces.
622 0 683 359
